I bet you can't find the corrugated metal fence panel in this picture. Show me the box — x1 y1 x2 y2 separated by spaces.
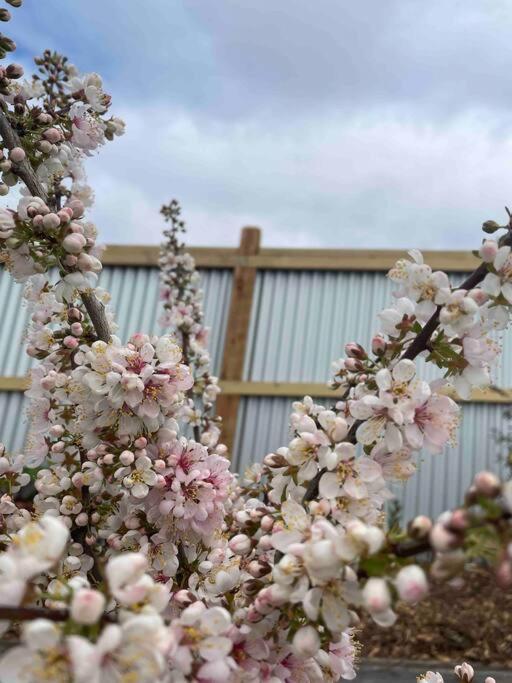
0 266 232 377
244 270 512 387
233 396 510 521
0 392 29 453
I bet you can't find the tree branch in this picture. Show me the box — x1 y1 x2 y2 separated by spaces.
0 605 68 622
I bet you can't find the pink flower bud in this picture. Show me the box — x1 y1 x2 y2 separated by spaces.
430 523 459 552
372 334 386 356
75 512 88 526
408 515 432 539
467 288 488 306
395 565 428 603
102 453 114 465
43 127 62 143
57 209 71 224
485 678 497 683
134 437 147 449
42 212 61 230
263 452 287 468
69 221 84 234
446 509 469 532
63 336 79 349
247 560 271 578
49 425 65 438
292 626 320 658
473 471 501 498
8 146 25 163
120 450 134 466
70 588 106 625
62 233 86 254
345 357 364 372
173 589 195 607
6 64 23 79
63 254 77 267
260 514 274 532
68 307 83 322
479 239 498 263
38 140 52 154
454 663 474 682
362 577 391 613
345 342 367 359
66 199 85 218
70 322 83 336
228 534 252 556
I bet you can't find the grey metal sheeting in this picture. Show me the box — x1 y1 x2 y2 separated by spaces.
1 264 511 521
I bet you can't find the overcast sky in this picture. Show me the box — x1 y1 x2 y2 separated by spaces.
10 1 512 248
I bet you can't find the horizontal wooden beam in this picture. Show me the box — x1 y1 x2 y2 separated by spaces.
101 244 480 273
219 381 512 404
1 377 509 404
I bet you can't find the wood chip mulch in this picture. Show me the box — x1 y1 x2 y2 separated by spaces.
359 566 512 666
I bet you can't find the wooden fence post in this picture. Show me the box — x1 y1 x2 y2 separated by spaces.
217 226 261 454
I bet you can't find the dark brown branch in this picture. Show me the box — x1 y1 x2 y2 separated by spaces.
0 108 111 343
0 107 48 200
0 605 68 622
81 291 111 343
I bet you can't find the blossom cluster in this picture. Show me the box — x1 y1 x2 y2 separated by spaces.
159 200 223 451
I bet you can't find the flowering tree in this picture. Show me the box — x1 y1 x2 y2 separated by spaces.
0 2 509 681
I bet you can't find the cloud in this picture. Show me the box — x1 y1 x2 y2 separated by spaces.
5 1 512 249
84 103 512 248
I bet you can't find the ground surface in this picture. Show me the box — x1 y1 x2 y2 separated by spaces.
359 566 512 674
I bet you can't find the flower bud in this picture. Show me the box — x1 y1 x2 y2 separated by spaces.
75 512 88 526
38 140 52 154
6 63 23 79
42 212 61 230
345 357 364 372
67 199 85 218
228 533 252 556
120 450 134 466
292 626 320 658
345 342 367 360
43 127 62 144
67 307 83 322
430 523 460 552
372 334 387 355
70 588 106 625
395 565 428 603
408 515 432 539
263 452 287 468
63 336 79 349
63 233 87 254
6 0 23 8
445 509 469 532
8 146 24 163
247 560 271 578
362 578 391 613
473 471 501 498
0 183 8 196
479 239 498 263
173 589 195 607
70 322 83 337
0 159 11 172
454 663 474 682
